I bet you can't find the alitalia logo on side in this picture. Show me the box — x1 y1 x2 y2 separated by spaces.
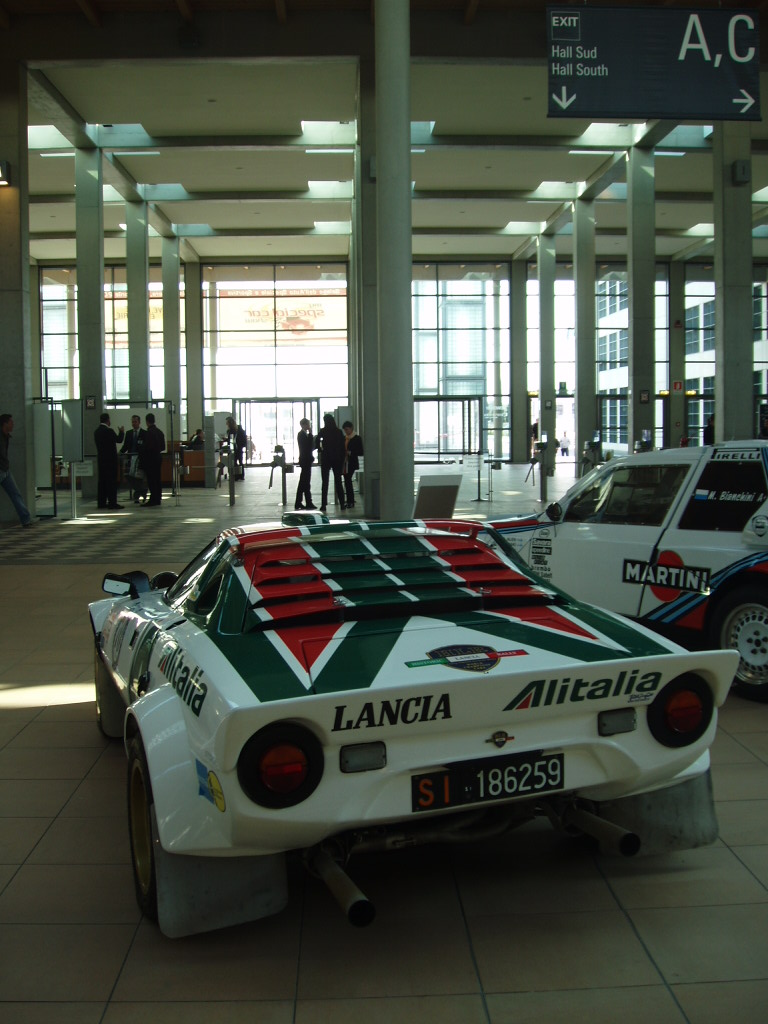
504 668 662 710
158 644 208 716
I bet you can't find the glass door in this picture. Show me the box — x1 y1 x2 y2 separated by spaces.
414 397 483 463
234 399 321 465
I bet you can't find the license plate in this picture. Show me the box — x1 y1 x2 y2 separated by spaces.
411 750 564 813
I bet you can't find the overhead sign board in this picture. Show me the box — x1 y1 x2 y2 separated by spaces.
547 7 760 121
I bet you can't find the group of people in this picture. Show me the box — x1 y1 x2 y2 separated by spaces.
95 411 165 509
295 414 363 513
2 409 364 527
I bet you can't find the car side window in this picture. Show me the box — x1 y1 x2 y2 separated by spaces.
677 452 768 531
193 563 230 616
166 539 225 609
564 470 614 522
130 623 159 700
565 464 689 527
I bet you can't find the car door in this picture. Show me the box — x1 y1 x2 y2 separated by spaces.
637 446 768 625
530 459 694 615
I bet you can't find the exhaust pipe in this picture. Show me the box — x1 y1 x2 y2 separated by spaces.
563 805 641 857
310 847 376 927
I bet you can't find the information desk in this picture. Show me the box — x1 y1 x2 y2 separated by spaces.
174 445 206 486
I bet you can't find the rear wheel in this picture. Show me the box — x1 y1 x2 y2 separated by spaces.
127 733 158 920
711 586 768 702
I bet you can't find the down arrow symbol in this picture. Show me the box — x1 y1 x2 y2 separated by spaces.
552 87 576 110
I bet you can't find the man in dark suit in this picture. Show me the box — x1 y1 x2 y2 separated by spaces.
120 414 148 503
294 417 317 510
94 412 125 510
139 412 165 507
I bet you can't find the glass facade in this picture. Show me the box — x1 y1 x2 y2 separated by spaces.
200 264 348 410
40 265 186 406
684 265 717 445
412 264 510 461
36 258 768 460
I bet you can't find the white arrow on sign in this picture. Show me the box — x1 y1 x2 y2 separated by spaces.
552 87 576 110
732 89 755 115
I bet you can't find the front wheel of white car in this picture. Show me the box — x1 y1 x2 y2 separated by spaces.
127 733 159 921
711 586 768 702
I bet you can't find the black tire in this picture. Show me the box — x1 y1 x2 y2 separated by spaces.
127 733 159 921
710 585 768 702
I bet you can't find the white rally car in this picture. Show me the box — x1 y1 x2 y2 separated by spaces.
90 517 737 937
491 441 768 701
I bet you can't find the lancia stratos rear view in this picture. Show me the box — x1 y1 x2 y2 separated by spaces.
89 517 737 937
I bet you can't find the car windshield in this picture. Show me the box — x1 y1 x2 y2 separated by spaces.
564 463 689 526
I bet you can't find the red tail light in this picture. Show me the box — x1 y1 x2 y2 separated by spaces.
238 723 323 808
259 744 309 794
647 675 713 748
664 689 705 734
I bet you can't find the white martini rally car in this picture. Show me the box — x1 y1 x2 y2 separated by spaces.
491 441 768 701
90 518 737 938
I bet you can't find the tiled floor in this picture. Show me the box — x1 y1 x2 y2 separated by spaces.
1 462 767 1023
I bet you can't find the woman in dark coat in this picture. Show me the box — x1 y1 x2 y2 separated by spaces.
317 413 345 512
342 420 363 509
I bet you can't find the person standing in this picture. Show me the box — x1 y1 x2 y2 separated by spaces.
139 412 165 507
226 416 247 480
317 413 345 513
341 420 363 509
703 415 715 445
294 417 317 510
120 414 147 504
0 413 33 527
94 412 125 510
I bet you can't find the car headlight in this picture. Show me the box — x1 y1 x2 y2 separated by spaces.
646 674 714 748
237 722 324 808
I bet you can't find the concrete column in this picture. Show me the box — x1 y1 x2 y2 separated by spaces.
126 199 150 401
29 265 42 396
75 147 106 465
356 57 380 516
574 197 596 472
510 259 528 463
627 146 656 449
0 61 32 522
668 261 686 447
185 260 204 432
713 123 753 441
538 235 556 498
162 236 181 446
375 0 413 520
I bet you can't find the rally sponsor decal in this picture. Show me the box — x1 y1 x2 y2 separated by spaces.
712 448 762 462
530 530 553 578
157 642 208 716
406 644 527 672
752 515 768 538
332 693 451 731
623 551 711 602
504 667 662 710
195 759 226 811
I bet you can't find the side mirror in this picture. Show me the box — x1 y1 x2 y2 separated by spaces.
150 570 179 591
102 570 151 599
102 573 132 597
546 502 563 523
